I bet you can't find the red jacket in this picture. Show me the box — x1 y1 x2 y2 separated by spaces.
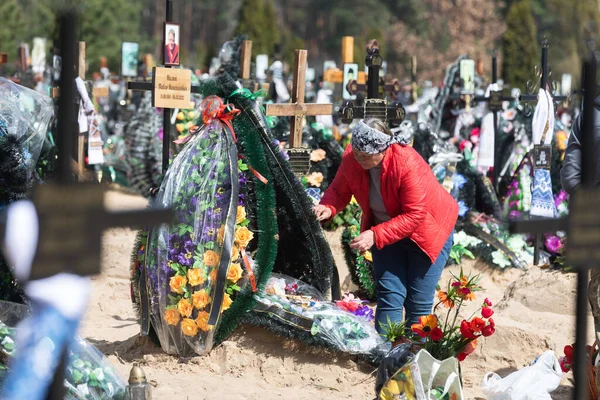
321 144 458 263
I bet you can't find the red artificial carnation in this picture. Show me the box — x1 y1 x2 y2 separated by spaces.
460 320 477 339
484 298 493 307
481 318 496 337
482 306 494 319
430 327 444 342
470 317 486 333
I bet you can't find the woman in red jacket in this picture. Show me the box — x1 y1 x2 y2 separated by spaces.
314 119 458 333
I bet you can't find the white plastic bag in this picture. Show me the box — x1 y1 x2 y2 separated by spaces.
481 351 562 400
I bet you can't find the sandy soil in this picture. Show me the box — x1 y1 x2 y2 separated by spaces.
80 190 592 399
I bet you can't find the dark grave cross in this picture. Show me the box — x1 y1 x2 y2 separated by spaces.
339 45 405 125
516 40 568 266
265 49 333 175
510 56 598 400
14 11 173 400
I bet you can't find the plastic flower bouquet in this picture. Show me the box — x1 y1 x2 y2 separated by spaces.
412 269 496 362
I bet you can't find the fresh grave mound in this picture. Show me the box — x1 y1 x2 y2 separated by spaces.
131 73 359 358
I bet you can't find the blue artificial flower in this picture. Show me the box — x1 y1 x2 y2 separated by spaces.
458 200 468 217
453 174 467 189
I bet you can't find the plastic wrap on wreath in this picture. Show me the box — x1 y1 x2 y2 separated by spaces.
254 274 383 354
0 301 127 399
144 96 251 356
0 77 53 177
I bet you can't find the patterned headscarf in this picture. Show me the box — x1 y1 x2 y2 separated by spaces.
351 120 398 154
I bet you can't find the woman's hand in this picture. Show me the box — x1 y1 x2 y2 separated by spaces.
350 230 375 252
313 204 332 221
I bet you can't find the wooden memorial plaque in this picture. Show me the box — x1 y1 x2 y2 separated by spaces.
152 66 191 109
92 86 109 98
533 145 552 170
489 90 503 112
30 183 105 280
567 189 600 267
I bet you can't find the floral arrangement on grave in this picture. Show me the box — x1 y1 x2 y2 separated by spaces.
411 269 495 361
255 275 383 354
0 316 127 399
341 211 377 301
174 100 200 146
137 96 259 356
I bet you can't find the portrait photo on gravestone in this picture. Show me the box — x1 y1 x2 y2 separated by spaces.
2 2 600 399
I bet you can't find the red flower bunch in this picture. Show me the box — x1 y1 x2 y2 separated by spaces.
407 269 496 362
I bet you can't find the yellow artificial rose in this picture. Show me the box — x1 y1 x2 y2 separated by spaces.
364 251 373 263
192 290 211 310
165 308 180 326
176 111 185 121
181 318 198 336
169 275 187 294
187 111 196 119
177 298 193 318
188 101 195 109
196 311 213 332
236 206 247 224
231 245 240 261
187 268 205 287
203 250 220 268
227 263 243 283
310 149 327 163
234 226 254 248
221 293 233 312
217 225 225 245
176 123 185 133
209 268 217 282
186 121 193 129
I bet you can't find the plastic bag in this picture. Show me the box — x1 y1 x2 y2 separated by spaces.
0 301 127 399
143 96 253 356
481 350 562 400
254 274 384 354
375 343 414 395
379 349 464 400
0 77 53 177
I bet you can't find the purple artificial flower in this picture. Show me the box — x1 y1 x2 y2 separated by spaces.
239 173 248 186
509 201 519 209
511 180 519 189
509 210 521 220
555 189 569 206
184 239 195 253
238 194 246 207
215 187 226 201
178 252 194 267
545 235 563 254
514 188 521 197
355 305 375 322
201 227 217 242
190 197 199 208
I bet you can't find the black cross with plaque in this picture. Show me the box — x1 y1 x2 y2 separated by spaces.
29 11 173 281
339 42 406 126
510 56 598 400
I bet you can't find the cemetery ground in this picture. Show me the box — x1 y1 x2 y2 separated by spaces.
83 190 591 399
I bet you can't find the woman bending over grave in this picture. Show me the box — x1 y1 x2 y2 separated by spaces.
314 118 458 333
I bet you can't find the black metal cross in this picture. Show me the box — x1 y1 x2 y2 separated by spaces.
339 44 406 126
510 56 598 400
28 11 173 281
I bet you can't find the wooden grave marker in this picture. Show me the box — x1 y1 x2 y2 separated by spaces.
265 49 333 175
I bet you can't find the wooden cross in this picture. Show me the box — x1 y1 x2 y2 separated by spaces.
265 49 333 170
0 39 7 65
510 56 598 400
